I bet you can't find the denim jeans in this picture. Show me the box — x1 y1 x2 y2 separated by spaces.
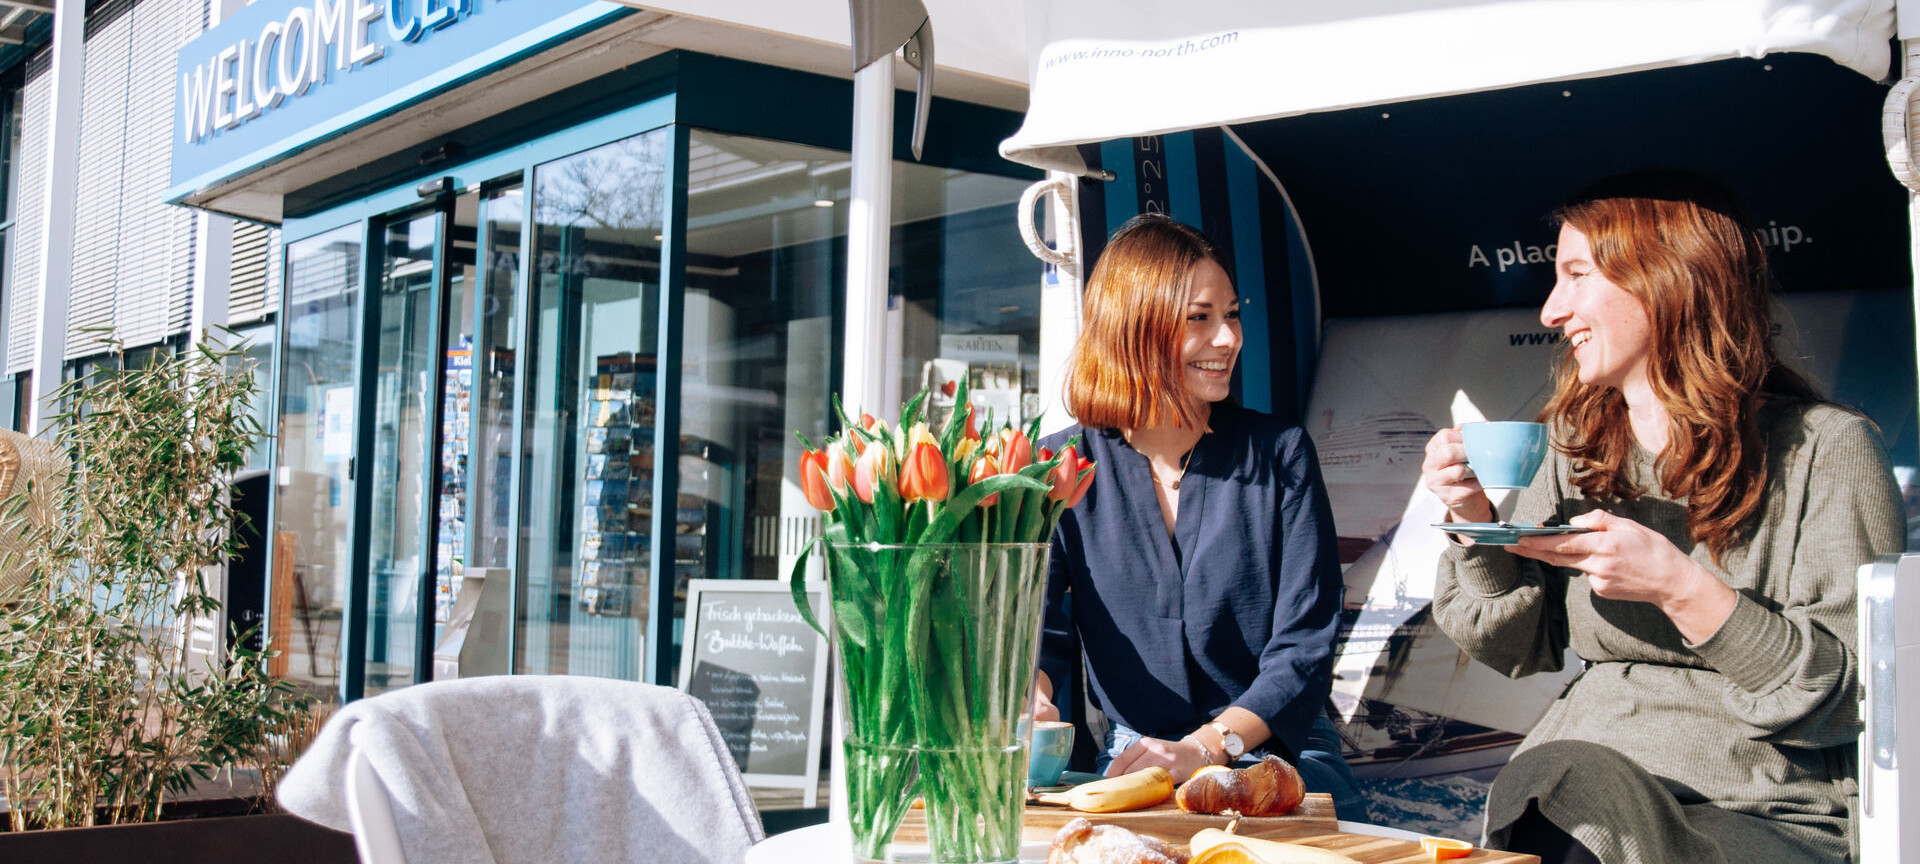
1097 712 1370 824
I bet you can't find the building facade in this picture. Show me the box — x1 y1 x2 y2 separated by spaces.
1 0 1052 707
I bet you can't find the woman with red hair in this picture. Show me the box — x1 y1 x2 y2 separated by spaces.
1422 169 1903 864
1032 213 1364 819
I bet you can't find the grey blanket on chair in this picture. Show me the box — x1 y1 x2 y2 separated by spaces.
278 676 764 864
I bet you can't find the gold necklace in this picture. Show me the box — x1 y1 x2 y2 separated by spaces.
1158 446 1195 491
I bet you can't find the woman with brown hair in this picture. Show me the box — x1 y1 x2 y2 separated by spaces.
1030 213 1365 818
1421 169 1904 864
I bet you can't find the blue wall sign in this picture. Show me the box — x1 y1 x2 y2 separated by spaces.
169 0 629 204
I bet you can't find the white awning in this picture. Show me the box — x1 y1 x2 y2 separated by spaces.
1001 0 1895 175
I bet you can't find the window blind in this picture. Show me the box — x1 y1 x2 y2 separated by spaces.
5 50 49 375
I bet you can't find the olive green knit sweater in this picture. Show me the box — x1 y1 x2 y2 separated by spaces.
1435 400 1905 864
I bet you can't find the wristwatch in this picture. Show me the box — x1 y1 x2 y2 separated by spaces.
1208 721 1245 765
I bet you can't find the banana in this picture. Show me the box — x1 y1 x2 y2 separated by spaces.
1189 829 1362 864
1037 766 1174 812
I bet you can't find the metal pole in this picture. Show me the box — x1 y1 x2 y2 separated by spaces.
831 54 896 832
842 60 895 423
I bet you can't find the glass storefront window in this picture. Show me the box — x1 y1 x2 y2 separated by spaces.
270 120 1033 695
665 130 1033 679
518 130 668 680
273 224 362 694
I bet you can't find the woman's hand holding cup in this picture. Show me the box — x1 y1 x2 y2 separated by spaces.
1422 426 1495 524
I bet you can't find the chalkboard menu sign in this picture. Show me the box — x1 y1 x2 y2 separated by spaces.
678 579 829 806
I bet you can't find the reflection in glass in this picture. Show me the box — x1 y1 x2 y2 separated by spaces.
469 185 524 577
365 213 440 695
666 131 1032 680
227 322 278 474
271 225 362 694
518 131 667 680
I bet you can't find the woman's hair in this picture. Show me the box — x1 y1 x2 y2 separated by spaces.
1544 168 1822 559
1065 213 1232 430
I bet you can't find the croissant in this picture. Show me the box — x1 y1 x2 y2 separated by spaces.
1174 754 1306 817
1047 817 1189 864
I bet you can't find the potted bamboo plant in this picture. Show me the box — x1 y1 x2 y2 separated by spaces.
0 336 350 863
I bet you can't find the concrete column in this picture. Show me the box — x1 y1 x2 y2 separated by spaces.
188 214 233 345
182 0 237 682
24 0 84 434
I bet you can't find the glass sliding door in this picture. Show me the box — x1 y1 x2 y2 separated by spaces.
518 130 668 680
364 211 444 695
430 193 480 650
272 224 363 695
468 184 525 592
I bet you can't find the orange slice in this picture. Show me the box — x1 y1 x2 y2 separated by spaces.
1188 765 1232 781
1420 837 1474 860
1189 842 1263 864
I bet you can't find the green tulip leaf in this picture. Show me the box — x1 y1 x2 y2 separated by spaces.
922 474 1047 544
939 376 972 452
787 541 825 637
901 387 928 433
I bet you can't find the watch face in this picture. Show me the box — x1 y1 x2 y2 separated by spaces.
1222 732 1243 757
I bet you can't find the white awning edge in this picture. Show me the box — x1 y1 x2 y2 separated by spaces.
1001 0 1895 174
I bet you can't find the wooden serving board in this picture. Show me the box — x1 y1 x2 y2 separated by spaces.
893 793 1539 863
1017 792 1340 840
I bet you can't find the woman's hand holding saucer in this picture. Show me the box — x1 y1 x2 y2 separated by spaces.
1421 427 1495 524
1512 509 1738 642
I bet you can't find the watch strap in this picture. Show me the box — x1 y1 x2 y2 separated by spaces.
1208 721 1244 761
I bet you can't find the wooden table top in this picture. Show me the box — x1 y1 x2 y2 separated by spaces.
895 793 1540 863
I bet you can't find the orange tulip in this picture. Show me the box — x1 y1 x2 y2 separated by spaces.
824 440 856 495
1047 445 1095 507
800 450 835 511
900 425 950 503
853 442 896 504
988 428 1033 474
963 405 981 441
969 453 1002 507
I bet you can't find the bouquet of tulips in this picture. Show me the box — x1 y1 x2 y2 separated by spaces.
790 380 1094 862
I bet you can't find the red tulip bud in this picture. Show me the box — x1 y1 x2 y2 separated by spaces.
825 440 855 494
963 405 981 441
800 450 835 512
854 443 896 504
988 428 1033 474
1047 445 1096 507
969 453 1001 507
850 413 888 454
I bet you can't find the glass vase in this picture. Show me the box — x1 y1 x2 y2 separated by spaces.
823 541 1051 864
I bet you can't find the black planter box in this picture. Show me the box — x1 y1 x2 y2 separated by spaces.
0 812 356 864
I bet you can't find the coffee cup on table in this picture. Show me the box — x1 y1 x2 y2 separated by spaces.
1025 720 1075 788
1460 421 1550 491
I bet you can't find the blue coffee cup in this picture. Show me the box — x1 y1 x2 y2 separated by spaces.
1461 421 1549 490
1025 720 1074 788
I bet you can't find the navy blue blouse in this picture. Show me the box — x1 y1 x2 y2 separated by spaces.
1038 401 1343 759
